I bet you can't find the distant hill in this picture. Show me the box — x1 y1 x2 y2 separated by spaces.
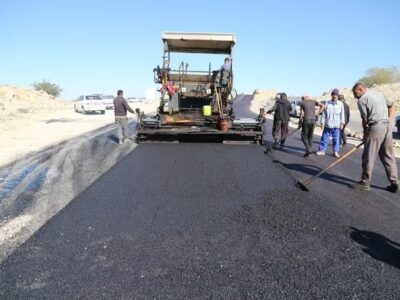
251 83 400 111
318 83 400 110
0 85 71 116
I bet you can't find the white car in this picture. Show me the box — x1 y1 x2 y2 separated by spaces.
100 95 114 110
289 98 302 117
127 97 137 104
74 95 106 114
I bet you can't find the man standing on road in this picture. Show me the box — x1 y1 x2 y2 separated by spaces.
299 95 325 157
352 83 398 193
339 94 350 145
114 90 135 145
316 89 345 158
267 93 292 147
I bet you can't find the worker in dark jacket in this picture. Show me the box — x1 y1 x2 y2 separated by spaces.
267 93 292 146
339 94 350 145
113 90 135 144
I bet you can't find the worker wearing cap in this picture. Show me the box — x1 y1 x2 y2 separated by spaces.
352 83 398 193
316 89 345 158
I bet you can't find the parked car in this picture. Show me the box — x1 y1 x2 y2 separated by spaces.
127 97 137 104
101 95 114 110
127 97 147 104
289 97 302 117
396 114 400 134
74 95 106 114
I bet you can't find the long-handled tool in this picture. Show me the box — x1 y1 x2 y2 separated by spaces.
215 89 224 119
264 121 302 154
296 142 364 191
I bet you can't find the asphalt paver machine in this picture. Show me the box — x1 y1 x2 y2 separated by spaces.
136 32 263 142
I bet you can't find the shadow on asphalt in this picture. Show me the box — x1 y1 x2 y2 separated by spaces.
266 148 305 158
263 140 305 153
107 134 119 144
273 161 358 187
273 160 389 191
350 227 400 270
278 145 306 155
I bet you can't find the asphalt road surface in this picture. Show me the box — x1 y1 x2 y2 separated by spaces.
1 141 400 298
0 121 138 262
0 96 399 299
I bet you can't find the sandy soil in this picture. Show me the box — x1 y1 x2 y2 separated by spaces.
0 102 158 167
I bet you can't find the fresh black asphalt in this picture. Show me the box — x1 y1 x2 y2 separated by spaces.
1 137 400 298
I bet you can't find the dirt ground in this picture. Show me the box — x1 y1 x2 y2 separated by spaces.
0 100 157 261
0 102 158 167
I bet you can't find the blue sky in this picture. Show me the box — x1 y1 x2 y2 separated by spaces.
0 0 399 99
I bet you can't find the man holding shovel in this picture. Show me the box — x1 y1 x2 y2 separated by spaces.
352 83 398 193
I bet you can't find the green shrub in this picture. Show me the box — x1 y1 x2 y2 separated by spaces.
32 80 63 97
358 66 400 87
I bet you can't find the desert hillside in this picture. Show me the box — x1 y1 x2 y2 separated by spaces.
252 83 400 111
0 85 71 119
318 83 400 110
0 85 157 167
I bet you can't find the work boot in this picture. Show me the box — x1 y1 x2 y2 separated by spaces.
352 180 371 191
333 152 340 158
316 151 325 156
386 183 399 193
